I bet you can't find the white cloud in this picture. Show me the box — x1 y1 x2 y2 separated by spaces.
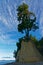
39 12 43 37
0 16 8 26
7 5 13 18
21 0 26 3
0 35 8 43
0 34 17 45
7 4 18 30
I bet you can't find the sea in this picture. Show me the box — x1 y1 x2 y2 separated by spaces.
0 61 43 65
0 60 15 65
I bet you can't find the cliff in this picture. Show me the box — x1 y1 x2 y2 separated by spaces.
16 40 43 62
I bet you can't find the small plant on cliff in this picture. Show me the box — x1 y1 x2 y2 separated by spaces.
14 38 23 58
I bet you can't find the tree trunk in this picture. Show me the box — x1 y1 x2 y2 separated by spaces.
26 29 29 41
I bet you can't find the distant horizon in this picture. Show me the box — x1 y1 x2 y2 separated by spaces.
0 57 15 60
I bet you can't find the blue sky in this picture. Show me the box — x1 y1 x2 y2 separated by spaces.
0 0 43 60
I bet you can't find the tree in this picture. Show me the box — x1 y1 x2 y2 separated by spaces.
13 3 39 59
17 3 38 40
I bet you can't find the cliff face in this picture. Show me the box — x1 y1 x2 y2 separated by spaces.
16 40 42 62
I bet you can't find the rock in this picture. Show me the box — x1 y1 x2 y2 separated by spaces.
16 40 43 62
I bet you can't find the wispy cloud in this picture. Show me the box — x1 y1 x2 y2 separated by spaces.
39 11 43 37
0 16 8 27
7 5 13 18
22 0 26 3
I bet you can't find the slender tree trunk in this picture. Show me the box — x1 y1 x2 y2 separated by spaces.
26 29 29 41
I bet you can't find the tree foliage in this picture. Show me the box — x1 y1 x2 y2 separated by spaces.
37 38 43 56
17 3 38 39
13 38 23 58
